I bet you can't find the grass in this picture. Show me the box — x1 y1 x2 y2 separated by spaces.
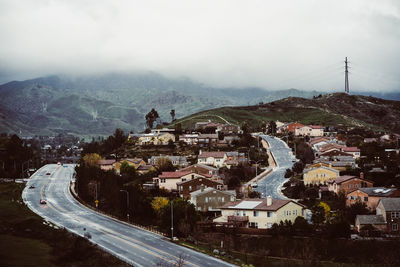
0 182 130 267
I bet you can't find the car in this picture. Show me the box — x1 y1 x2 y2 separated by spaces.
57 162 61 165
46 172 51 175
29 185 35 189
251 182 258 188
40 199 47 205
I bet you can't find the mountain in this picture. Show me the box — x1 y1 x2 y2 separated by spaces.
0 73 322 136
172 93 400 133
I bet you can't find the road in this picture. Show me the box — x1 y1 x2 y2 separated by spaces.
254 135 296 199
22 164 236 267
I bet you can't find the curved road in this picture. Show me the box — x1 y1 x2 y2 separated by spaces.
22 164 235 267
255 135 296 199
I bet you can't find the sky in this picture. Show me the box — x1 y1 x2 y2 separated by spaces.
0 0 399 92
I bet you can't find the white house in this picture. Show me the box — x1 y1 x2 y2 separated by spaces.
197 151 227 168
295 125 324 137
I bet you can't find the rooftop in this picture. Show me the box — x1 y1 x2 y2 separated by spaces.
356 215 386 225
379 198 400 211
221 198 303 211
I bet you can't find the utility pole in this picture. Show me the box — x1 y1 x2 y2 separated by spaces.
345 57 350 94
120 190 130 222
171 200 174 240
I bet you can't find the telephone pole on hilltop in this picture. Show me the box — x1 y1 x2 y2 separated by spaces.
345 57 349 94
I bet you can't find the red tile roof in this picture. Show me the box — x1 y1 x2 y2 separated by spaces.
342 147 360 152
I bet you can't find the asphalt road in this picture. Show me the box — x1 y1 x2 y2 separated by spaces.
255 135 296 199
22 164 236 267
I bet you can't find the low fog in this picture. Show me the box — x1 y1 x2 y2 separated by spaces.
0 0 399 91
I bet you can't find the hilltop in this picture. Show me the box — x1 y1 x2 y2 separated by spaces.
172 93 400 133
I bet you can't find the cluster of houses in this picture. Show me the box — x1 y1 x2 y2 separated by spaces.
299 135 400 235
276 121 325 137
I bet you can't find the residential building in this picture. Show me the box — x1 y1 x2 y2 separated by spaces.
225 151 247 167
150 128 175 134
355 198 400 234
295 125 324 137
179 164 219 177
138 133 175 145
148 155 188 167
198 134 218 147
286 122 305 133
153 171 206 191
303 165 340 185
190 187 236 212
197 151 227 168
113 158 146 174
179 134 199 145
214 197 305 229
346 187 400 210
137 164 156 174
342 147 361 159
97 159 116 171
177 177 224 198
328 174 373 195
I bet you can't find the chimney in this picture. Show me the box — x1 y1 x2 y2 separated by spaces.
360 172 364 179
199 150 202 155
266 195 272 206
201 185 204 192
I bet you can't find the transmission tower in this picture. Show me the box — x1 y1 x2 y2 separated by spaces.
344 57 349 94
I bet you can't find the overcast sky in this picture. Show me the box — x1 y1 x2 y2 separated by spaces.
0 0 399 92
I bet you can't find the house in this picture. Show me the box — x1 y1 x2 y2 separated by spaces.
213 197 305 229
190 187 236 212
179 134 199 145
286 122 305 133
138 133 175 145
113 158 146 174
225 151 248 167
179 164 219 177
295 125 324 137
153 171 207 191
346 187 400 210
355 198 400 234
328 174 373 195
177 177 224 198
217 124 240 135
150 128 175 134
342 147 361 159
303 165 340 185
197 134 218 147
148 155 188 167
197 151 227 168
97 159 116 171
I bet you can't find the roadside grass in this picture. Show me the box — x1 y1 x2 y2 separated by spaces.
0 182 130 267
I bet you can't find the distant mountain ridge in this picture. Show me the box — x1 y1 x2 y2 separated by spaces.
0 73 322 136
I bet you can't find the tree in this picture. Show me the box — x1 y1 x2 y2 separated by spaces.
284 168 293 178
311 204 325 226
267 121 277 135
151 197 169 215
120 161 137 179
248 190 261 198
170 109 175 122
345 201 369 223
145 108 160 129
82 153 102 167
156 157 174 172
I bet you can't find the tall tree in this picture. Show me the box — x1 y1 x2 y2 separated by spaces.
145 108 160 129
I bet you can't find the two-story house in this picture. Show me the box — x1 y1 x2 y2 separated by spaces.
303 165 340 185
153 171 207 191
355 198 400 234
295 125 324 137
213 197 305 229
113 158 146 174
197 151 227 168
346 187 400 210
177 177 224 198
197 134 218 147
97 159 116 171
179 163 219 177
328 174 373 195
190 187 236 212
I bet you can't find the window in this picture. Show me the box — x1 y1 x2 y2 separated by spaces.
392 212 400 219
189 186 192 191
160 178 166 183
248 222 258 229
222 197 225 202
364 197 368 202
392 223 398 231
267 211 272 217
242 211 246 216
267 223 273 229
253 211 259 217
205 197 208 203
236 210 240 216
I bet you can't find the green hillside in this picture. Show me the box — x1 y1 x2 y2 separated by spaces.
172 93 400 133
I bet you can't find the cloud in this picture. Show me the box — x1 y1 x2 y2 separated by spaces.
0 0 399 91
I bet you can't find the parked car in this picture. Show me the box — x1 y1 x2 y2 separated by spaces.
29 185 35 189
40 199 47 205
46 172 51 175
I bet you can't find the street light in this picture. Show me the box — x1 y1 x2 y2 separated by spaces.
120 190 130 223
255 160 263 177
170 200 174 241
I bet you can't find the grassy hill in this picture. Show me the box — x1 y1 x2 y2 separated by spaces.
172 93 400 133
